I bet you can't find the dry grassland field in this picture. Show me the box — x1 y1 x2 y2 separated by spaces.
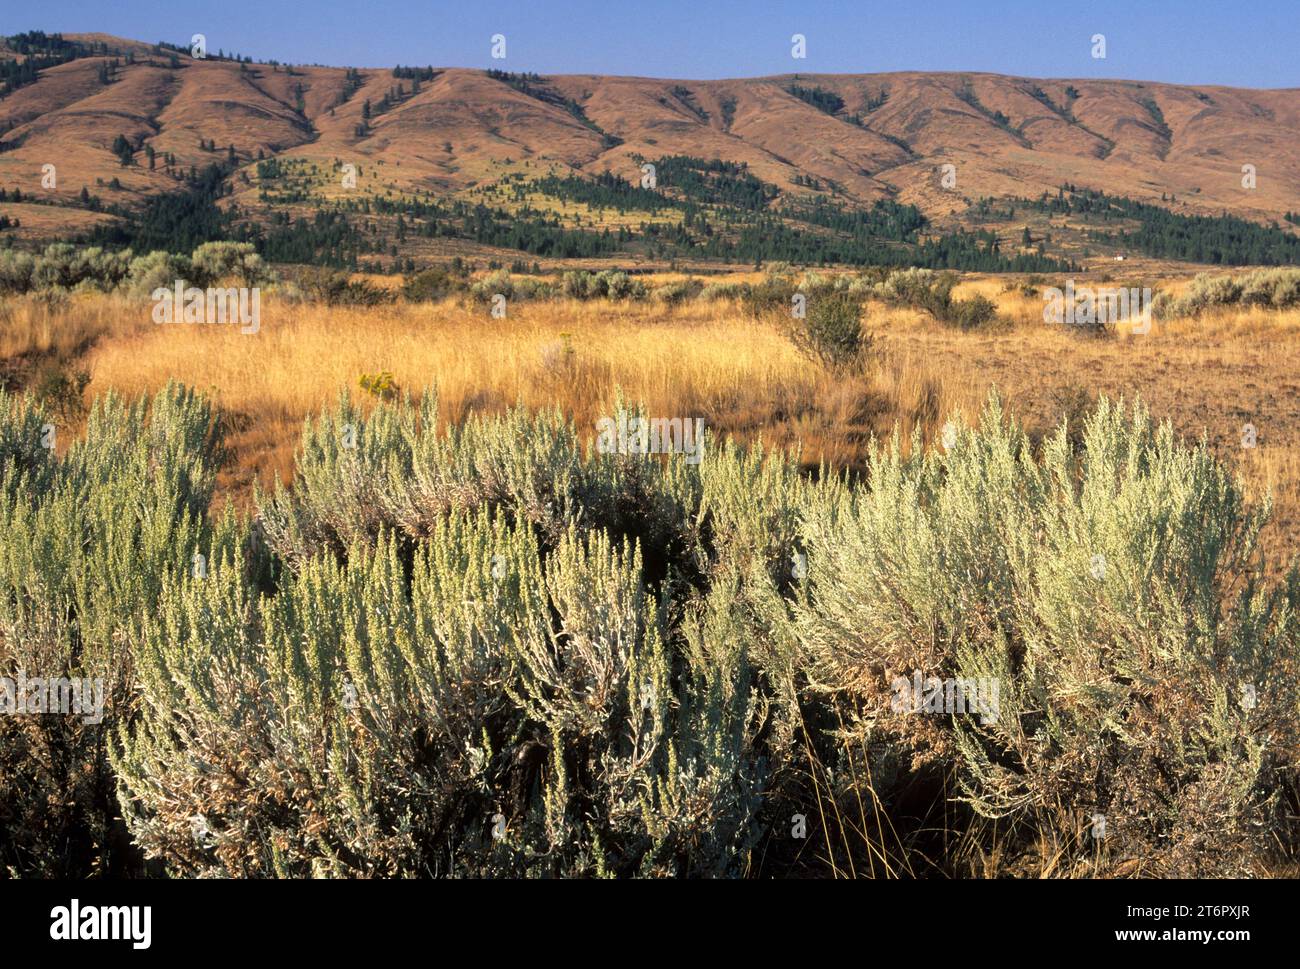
1 6 1300 929
12 273 1299 571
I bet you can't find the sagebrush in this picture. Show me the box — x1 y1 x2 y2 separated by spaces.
1 384 1296 877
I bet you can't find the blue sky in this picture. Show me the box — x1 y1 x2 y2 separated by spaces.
4 0 1297 88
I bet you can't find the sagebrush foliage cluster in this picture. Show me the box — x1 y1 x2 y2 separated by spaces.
1153 267 1300 319
0 384 229 875
1 385 1296 877
0 241 273 297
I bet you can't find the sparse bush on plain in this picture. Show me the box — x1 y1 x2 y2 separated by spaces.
946 292 998 329
358 370 398 400
871 267 1001 329
871 267 956 308
299 267 395 306
188 241 273 287
698 281 747 301
1154 267 1300 318
401 265 464 302
651 278 704 304
125 250 190 299
560 269 646 301
0 250 35 294
788 292 870 372
561 269 594 299
470 269 555 303
740 277 797 318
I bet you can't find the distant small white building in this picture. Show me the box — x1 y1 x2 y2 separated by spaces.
1114 253 1127 262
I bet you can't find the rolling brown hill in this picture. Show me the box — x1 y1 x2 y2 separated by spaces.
2 32 1298 254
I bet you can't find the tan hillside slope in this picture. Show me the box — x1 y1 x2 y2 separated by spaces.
1 34 1298 243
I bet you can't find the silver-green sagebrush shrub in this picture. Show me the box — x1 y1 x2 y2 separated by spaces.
6 377 1297 878
0 383 229 876
115 514 766 876
560 270 646 301
257 389 703 578
1153 267 1300 318
782 394 1300 875
0 389 54 494
187 241 274 288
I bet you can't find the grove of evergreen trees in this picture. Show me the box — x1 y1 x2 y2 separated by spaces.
1023 184 1300 265
785 83 845 115
1 31 98 97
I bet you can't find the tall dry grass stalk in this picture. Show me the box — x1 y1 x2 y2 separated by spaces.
0 291 147 361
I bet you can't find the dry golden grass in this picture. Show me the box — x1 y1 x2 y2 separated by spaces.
4 274 1298 573
73 291 971 503
0 291 141 361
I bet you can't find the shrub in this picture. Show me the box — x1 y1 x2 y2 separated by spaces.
871 268 1001 329
299 268 395 306
871 267 956 310
20 244 134 293
118 515 765 876
125 250 191 300
597 270 643 300
113 385 833 877
561 269 597 299
0 388 54 493
510 275 555 301
946 292 998 330
71 247 134 291
3 379 1296 878
650 278 703 304
0 250 35 294
188 241 274 287
358 371 398 400
1156 268 1300 319
740 278 797 318
781 394 1300 875
0 384 230 877
28 244 80 291
560 270 646 301
469 269 514 302
401 266 461 302
30 363 91 422
698 281 747 301
3 242 272 297
254 389 699 568
789 292 869 371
